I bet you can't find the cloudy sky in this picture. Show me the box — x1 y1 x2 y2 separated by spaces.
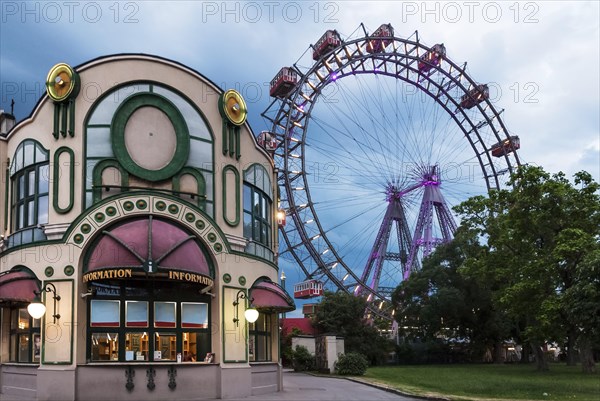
1 1 598 314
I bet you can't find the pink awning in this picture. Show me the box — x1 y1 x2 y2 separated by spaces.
0 267 40 304
249 278 295 313
85 216 213 281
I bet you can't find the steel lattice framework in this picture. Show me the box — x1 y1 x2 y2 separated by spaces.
262 26 521 319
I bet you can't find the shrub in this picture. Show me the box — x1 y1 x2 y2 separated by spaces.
292 345 315 372
335 352 369 375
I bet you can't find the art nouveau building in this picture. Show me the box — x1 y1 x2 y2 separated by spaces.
0 54 294 400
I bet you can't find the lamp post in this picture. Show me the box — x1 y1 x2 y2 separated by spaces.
280 270 286 319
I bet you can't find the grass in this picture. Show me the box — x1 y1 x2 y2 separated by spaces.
363 364 600 401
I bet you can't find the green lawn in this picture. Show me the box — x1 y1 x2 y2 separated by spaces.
363 364 600 401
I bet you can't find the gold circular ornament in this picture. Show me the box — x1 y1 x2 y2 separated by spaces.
46 63 80 102
220 89 247 126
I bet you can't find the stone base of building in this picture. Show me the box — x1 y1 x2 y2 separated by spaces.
1 363 282 400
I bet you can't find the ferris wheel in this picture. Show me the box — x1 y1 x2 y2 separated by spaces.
261 24 521 319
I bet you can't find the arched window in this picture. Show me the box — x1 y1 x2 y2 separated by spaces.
243 164 273 262
84 82 214 216
9 140 49 247
84 217 214 363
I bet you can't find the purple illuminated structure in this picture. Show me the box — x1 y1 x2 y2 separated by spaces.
358 166 456 298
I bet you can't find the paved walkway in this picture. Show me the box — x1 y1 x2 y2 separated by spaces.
0 370 426 401
229 371 425 401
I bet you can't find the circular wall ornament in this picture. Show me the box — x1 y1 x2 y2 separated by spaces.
238 276 246 286
219 90 247 126
45 266 54 277
46 63 80 102
222 273 231 283
64 265 75 276
111 93 189 182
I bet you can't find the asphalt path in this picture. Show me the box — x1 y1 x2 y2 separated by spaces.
229 371 425 401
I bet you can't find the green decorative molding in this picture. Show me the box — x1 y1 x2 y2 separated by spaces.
111 93 190 182
91 159 129 204
222 165 240 227
172 167 207 209
53 147 75 214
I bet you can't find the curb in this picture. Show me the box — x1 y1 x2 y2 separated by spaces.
345 377 451 401
303 371 450 401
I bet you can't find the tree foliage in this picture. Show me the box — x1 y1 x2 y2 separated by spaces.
454 166 600 372
392 228 512 362
394 166 600 372
313 291 393 365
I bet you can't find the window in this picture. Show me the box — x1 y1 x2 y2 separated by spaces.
9 308 41 363
243 164 273 262
9 140 49 247
87 282 211 363
248 314 272 362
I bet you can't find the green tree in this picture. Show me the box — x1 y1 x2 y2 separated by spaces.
313 291 393 365
392 229 512 362
455 166 600 371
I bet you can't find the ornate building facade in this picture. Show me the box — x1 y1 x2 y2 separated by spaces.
0 54 294 400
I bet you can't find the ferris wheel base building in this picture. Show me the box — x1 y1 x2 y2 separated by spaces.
0 54 295 400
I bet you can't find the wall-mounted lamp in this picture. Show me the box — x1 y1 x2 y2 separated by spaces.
28 283 61 323
233 290 259 327
81 287 96 299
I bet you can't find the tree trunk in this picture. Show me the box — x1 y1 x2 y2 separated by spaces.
579 336 597 374
493 341 504 364
520 342 531 364
531 342 549 371
566 328 578 366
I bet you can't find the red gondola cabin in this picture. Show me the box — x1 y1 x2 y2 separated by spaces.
313 30 341 60
257 131 278 151
418 43 446 73
459 84 489 109
270 67 298 98
366 24 394 53
491 135 520 157
293 280 323 299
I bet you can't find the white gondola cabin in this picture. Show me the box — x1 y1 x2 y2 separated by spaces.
312 30 341 60
459 84 489 109
270 67 298 98
491 135 520 157
367 23 394 53
418 43 446 73
293 280 323 299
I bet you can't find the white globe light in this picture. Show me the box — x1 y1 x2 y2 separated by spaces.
244 308 259 323
27 302 46 319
